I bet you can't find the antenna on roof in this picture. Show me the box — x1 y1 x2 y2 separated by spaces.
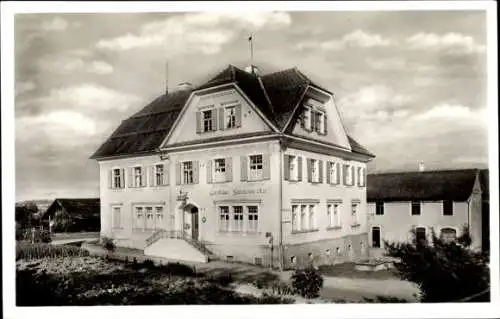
165 61 169 95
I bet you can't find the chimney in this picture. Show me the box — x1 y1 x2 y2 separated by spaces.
244 65 259 75
419 161 425 172
177 82 193 91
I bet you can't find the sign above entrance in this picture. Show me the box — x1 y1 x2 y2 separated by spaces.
209 188 267 197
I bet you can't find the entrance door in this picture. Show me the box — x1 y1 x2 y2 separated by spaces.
372 226 381 248
191 207 199 240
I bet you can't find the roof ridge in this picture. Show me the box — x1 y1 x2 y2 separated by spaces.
368 168 480 175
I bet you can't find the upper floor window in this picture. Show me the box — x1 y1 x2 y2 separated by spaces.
287 155 299 181
328 161 339 184
411 201 421 216
344 164 354 185
357 167 365 186
112 168 124 189
308 159 321 183
351 202 359 225
443 200 453 216
303 106 312 131
225 106 236 129
375 202 384 215
249 154 263 180
183 161 194 185
203 109 214 132
213 158 226 183
155 164 165 186
133 166 144 187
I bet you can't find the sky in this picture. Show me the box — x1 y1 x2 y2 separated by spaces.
13 9 489 201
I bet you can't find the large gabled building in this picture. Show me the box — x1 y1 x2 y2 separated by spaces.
91 64 374 269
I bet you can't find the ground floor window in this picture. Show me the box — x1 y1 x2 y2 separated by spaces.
133 204 165 231
440 227 457 243
112 206 122 229
415 227 427 243
291 203 317 232
217 204 259 233
372 226 381 248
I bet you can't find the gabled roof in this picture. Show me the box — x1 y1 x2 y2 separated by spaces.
367 169 480 202
91 64 373 159
44 198 101 219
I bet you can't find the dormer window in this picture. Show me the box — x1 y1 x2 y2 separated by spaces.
203 110 214 132
225 106 236 129
301 101 327 135
315 111 325 134
303 106 312 131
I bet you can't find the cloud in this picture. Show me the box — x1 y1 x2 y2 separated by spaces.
413 104 487 123
41 17 69 31
406 32 486 55
38 56 114 75
296 29 394 51
365 57 437 73
15 81 36 96
96 12 291 55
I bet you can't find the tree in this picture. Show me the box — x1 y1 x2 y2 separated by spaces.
384 227 490 302
15 202 39 229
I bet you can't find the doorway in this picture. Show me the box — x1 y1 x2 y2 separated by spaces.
190 206 199 240
372 226 381 248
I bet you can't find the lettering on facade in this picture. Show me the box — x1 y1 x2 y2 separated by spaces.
209 188 267 196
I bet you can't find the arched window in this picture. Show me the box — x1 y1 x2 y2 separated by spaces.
440 227 457 243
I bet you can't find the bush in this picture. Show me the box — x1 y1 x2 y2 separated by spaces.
290 267 324 299
20 228 52 243
101 237 115 252
269 281 295 296
384 227 490 302
16 242 89 260
206 271 234 286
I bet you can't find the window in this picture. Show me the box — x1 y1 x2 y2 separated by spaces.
375 202 384 215
203 110 213 132
155 207 164 229
247 206 259 232
440 228 457 243
112 168 123 188
309 205 315 229
315 111 325 134
145 207 154 230
290 256 297 265
415 227 427 243
219 206 230 231
336 247 341 255
112 206 121 229
249 154 263 180
345 164 353 185
182 161 194 184
155 164 165 186
358 167 365 186
443 200 453 216
303 106 311 131
308 252 314 261
292 205 299 231
329 162 339 184
134 207 144 229
327 203 341 227
351 203 358 225
300 205 307 230
133 166 143 187
288 155 299 181
311 159 319 183
411 201 421 216
214 158 226 183
325 249 331 256
372 227 381 248
232 206 244 231
225 106 236 129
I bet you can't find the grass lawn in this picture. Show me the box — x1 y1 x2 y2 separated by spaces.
317 262 399 280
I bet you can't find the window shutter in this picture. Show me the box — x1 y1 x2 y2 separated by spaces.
211 110 217 131
235 105 242 128
141 167 146 187
128 168 133 188
342 164 348 185
363 168 367 187
218 108 225 130
318 160 323 183
284 155 290 181
357 167 361 186
120 169 125 188
335 162 340 185
176 162 181 185
326 162 331 184
163 165 170 186
240 156 248 181
226 157 233 182
307 158 312 183
300 111 305 129
351 166 355 186
323 114 328 135
311 112 317 133
206 160 213 184
262 154 270 180
149 165 155 187
297 156 303 181
193 160 199 184
196 111 202 134
108 170 113 189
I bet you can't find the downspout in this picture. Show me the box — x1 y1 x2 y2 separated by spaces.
278 136 284 271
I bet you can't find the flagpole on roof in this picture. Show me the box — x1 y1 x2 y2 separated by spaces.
248 34 254 74
165 61 169 95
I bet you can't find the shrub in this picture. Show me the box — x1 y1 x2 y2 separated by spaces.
290 267 324 299
206 271 234 286
142 259 156 268
101 237 115 252
384 227 490 302
16 242 89 260
159 262 197 277
269 281 295 296
20 228 52 243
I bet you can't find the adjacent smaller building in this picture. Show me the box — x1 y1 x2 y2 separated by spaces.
367 169 488 255
42 198 101 233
